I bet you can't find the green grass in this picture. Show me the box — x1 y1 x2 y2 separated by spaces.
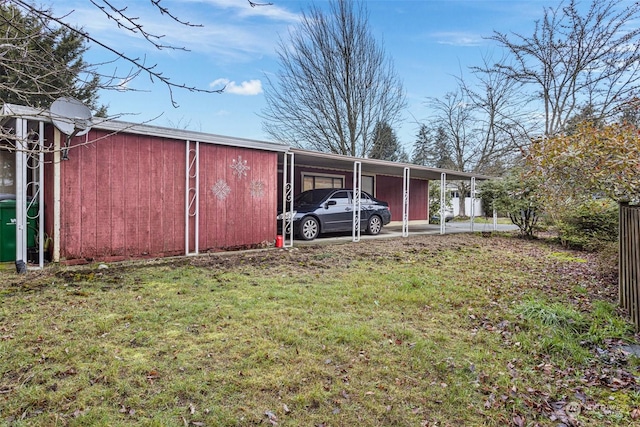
0 234 637 426
453 216 514 225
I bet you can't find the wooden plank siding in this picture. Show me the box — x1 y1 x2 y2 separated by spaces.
376 175 429 221
619 203 640 328
53 129 278 262
199 145 278 250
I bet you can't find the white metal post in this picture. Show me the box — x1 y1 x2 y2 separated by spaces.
38 122 44 267
470 177 476 232
282 152 295 248
194 142 199 254
402 167 410 237
352 161 362 242
184 141 189 255
185 140 199 255
15 118 27 265
53 128 61 262
22 121 45 269
440 173 446 235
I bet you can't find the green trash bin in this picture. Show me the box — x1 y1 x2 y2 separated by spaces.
0 194 38 262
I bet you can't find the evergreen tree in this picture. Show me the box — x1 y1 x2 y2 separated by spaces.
411 124 431 166
411 124 453 168
0 4 104 113
369 121 405 161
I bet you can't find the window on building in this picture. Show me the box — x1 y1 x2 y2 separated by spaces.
301 172 375 195
362 175 374 195
302 173 344 191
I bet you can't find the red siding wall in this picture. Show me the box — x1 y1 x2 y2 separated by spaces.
54 128 277 261
375 176 428 221
199 145 278 250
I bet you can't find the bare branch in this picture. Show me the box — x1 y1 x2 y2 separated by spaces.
9 0 224 107
249 1 274 7
488 0 640 136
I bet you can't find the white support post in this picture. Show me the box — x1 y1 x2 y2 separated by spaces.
440 172 446 235
53 128 61 262
402 167 410 237
185 140 199 256
28 121 45 268
352 161 362 242
38 121 44 268
282 152 295 248
470 177 476 232
21 120 45 269
15 118 27 265
493 207 498 231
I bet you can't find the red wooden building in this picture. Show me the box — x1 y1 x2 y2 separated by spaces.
0 104 484 266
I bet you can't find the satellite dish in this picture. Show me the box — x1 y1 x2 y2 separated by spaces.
50 97 93 137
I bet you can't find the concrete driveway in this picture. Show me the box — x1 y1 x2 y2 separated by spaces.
293 220 519 246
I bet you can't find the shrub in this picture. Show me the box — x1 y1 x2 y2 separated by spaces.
556 199 618 251
479 172 542 238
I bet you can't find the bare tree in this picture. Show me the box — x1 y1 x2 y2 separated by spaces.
422 58 526 215
261 0 406 157
489 0 640 136
462 55 536 159
424 89 476 216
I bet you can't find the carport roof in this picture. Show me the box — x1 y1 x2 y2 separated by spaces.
289 148 492 181
1 103 492 179
0 103 289 154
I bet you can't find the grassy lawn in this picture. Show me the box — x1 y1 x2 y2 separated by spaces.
0 233 638 426
452 216 514 225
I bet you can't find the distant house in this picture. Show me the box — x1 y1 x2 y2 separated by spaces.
446 183 485 218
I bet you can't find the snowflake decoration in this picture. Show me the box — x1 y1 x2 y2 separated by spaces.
250 180 265 199
230 155 250 179
211 179 231 200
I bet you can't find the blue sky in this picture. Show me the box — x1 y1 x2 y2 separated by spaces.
53 0 554 152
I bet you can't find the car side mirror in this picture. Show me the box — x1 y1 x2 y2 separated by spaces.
325 200 337 208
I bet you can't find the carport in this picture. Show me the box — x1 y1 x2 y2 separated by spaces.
279 148 493 247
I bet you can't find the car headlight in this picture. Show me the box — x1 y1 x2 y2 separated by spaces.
277 211 297 220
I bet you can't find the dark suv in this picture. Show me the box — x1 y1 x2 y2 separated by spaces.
278 188 392 240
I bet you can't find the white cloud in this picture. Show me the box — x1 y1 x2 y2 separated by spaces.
54 1 300 63
210 78 263 95
432 31 485 47
193 0 300 22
